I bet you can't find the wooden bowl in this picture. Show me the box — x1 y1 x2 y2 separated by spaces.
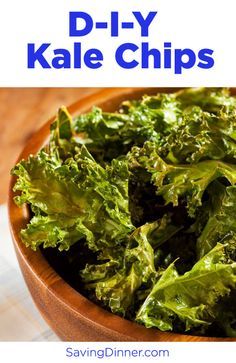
8 88 236 342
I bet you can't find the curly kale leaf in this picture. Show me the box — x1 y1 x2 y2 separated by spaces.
161 106 236 164
196 183 236 258
136 244 236 332
83 221 158 315
73 93 181 161
129 142 236 217
83 215 182 315
80 246 125 283
176 87 236 113
13 147 133 251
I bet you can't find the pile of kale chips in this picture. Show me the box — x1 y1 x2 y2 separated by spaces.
13 88 236 337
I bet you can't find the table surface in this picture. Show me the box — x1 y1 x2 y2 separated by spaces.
0 88 100 204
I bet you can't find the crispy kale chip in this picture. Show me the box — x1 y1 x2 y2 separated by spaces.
13 108 134 251
176 87 236 113
195 183 236 258
136 244 236 332
129 141 236 217
80 214 183 317
162 106 236 164
73 93 181 161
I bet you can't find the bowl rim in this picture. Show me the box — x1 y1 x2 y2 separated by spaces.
8 87 236 342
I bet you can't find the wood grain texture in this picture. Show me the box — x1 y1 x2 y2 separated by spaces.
0 88 100 204
8 88 236 341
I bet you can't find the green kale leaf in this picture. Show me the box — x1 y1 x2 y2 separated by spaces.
13 145 133 251
129 142 236 217
136 244 236 332
196 183 236 258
